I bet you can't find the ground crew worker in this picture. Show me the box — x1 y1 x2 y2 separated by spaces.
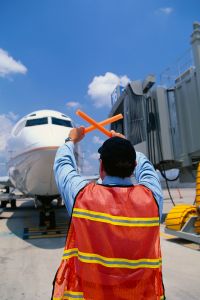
52 127 165 300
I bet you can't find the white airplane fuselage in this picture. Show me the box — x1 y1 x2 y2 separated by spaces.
7 110 74 198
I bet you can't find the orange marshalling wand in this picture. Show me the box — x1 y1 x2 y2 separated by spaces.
85 114 123 133
76 110 123 137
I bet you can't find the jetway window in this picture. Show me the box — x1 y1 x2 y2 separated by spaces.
126 91 145 144
25 117 48 127
110 103 124 134
111 119 124 134
51 117 72 128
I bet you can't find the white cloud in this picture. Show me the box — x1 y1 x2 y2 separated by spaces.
90 152 100 160
93 135 105 145
0 112 17 152
0 48 27 77
7 112 19 121
81 149 100 175
82 159 94 174
88 72 130 108
156 7 174 15
66 101 80 108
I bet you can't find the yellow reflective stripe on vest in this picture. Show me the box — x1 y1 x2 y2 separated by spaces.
62 248 162 269
73 208 159 227
53 290 84 300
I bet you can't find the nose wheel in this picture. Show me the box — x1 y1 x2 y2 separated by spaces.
11 199 17 208
36 196 56 228
39 209 56 228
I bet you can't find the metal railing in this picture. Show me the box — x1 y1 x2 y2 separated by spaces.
159 47 194 87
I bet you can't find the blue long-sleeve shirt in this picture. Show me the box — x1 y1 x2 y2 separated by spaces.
54 141 163 220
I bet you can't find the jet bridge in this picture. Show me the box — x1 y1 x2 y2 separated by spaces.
109 22 200 180
109 78 181 171
109 22 200 243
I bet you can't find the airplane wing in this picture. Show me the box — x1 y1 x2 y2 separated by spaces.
0 176 14 187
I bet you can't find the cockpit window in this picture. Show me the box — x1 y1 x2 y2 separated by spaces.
25 117 48 127
51 117 73 128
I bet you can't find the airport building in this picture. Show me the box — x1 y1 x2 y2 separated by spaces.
109 22 200 182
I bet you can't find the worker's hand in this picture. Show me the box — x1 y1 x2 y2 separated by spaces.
110 130 126 139
69 126 85 143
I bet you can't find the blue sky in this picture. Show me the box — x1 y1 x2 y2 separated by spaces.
0 0 200 174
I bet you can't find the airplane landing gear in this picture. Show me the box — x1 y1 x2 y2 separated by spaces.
0 186 17 209
11 199 17 208
0 199 17 208
39 210 56 228
0 200 8 208
36 196 56 229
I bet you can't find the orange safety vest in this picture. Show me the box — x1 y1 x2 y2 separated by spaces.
52 183 165 300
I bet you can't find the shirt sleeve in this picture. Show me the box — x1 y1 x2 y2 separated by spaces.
134 152 163 220
53 141 89 216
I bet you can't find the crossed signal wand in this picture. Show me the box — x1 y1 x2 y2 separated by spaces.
76 110 123 137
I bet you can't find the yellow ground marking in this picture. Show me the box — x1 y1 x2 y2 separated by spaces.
28 233 66 239
28 226 67 232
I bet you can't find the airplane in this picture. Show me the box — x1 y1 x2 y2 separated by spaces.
0 109 88 227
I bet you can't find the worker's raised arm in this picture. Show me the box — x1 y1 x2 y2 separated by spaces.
53 127 89 216
134 152 163 220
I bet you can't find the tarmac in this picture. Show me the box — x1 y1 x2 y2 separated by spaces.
0 188 200 300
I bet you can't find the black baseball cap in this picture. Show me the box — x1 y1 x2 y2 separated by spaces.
98 136 136 164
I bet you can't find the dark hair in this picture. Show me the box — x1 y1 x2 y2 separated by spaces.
98 137 136 178
102 157 135 178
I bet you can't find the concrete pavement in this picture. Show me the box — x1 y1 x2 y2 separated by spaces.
0 189 199 300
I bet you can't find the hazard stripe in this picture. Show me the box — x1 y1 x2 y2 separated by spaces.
53 290 84 300
62 248 162 269
62 248 79 260
53 291 164 300
53 288 164 300
63 291 84 299
73 208 159 227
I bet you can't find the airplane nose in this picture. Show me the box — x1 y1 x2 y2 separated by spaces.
49 125 72 147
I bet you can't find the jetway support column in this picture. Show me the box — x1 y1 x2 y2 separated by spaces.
191 22 200 100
